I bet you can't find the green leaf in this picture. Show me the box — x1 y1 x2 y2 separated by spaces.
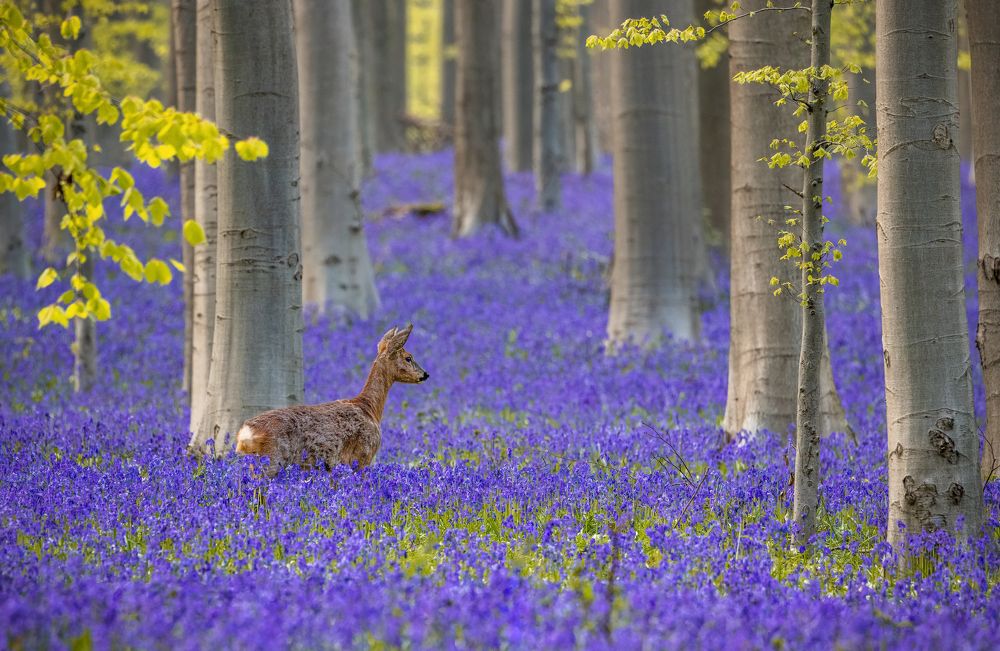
235 137 269 161
36 267 58 290
144 259 172 285
183 219 206 246
60 16 81 40
148 197 170 226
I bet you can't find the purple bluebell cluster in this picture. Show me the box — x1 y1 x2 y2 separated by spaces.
0 157 997 649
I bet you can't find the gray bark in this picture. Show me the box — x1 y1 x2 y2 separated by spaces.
295 0 380 318
352 0 375 175
197 0 303 455
0 103 29 279
73 256 97 393
968 0 1000 482
606 0 700 346
501 0 534 172
722 1 849 441
453 0 518 238
572 1 598 176
792 0 832 547
590 0 613 157
172 0 196 398
533 0 561 210
188 0 218 441
696 0 731 250
371 0 408 152
877 0 985 546
441 0 457 127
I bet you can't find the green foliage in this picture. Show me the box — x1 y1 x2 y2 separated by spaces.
0 3 266 329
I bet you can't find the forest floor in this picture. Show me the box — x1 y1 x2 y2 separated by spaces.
0 153 997 649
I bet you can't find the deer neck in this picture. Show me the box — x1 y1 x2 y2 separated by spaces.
353 358 394 424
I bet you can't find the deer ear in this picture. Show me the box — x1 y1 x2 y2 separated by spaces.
377 327 398 355
388 323 413 353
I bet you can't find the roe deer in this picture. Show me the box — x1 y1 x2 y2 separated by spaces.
235 324 428 473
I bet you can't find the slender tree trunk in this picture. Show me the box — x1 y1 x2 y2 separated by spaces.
453 0 518 238
533 0 562 210
197 0 303 455
877 0 984 546
296 0 380 318
572 1 598 176
441 0 457 128
371 0 408 152
501 0 534 172
172 0 197 399
352 0 375 176
696 0 731 250
73 255 97 392
188 0 218 441
0 100 29 279
590 0 613 157
968 0 1000 483
722 0 849 441
606 0 700 346
792 0 832 547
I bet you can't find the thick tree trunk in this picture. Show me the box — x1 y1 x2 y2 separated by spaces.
606 0 700 346
197 0 303 455
188 0 218 441
501 0 534 172
296 0 379 318
0 104 29 279
877 0 984 546
572 1 598 176
352 0 375 176
172 0 197 399
696 0 731 250
968 0 1000 483
533 0 561 210
722 1 849 441
792 0 832 547
453 0 518 238
441 0 457 127
371 0 408 152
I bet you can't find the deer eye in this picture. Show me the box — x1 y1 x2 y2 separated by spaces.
405 356 412 362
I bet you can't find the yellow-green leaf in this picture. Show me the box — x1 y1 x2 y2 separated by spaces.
36 267 58 290
60 16 81 40
235 137 269 161
183 219 206 246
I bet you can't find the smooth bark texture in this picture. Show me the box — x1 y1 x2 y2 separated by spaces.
501 0 534 172
441 0 456 127
0 105 29 279
172 0 196 398
453 0 518 238
73 256 96 393
877 0 984 546
371 0 408 152
295 0 379 318
792 0 832 547
572 2 598 175
188 0 218 440
606 0 700 346
197 0 303 455
722 1 849 441
590 0 613 156
968 0 1000 482
352 0 375 176
696 0 731 250
533 0 561 210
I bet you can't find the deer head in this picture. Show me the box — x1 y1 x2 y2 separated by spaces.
377 324 429 384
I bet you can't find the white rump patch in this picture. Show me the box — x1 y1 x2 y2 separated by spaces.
237 425 255 443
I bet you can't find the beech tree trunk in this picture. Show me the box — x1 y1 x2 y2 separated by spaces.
441 0 457 127
792 0 832 547
696 0 731 249
533 0 561 210
295 0 380 318
371 0 408 152
590 0 613 156
0 100 29 279
188 0 218 440
197 0 303 455
606 0 700 346
968 0 1000 482
172 0 196 399
352 0 375 176
572 1 598 175
453 0 518 238
501 0 534 172
722 1 849 441
73 256 97 393
877 0 985 546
